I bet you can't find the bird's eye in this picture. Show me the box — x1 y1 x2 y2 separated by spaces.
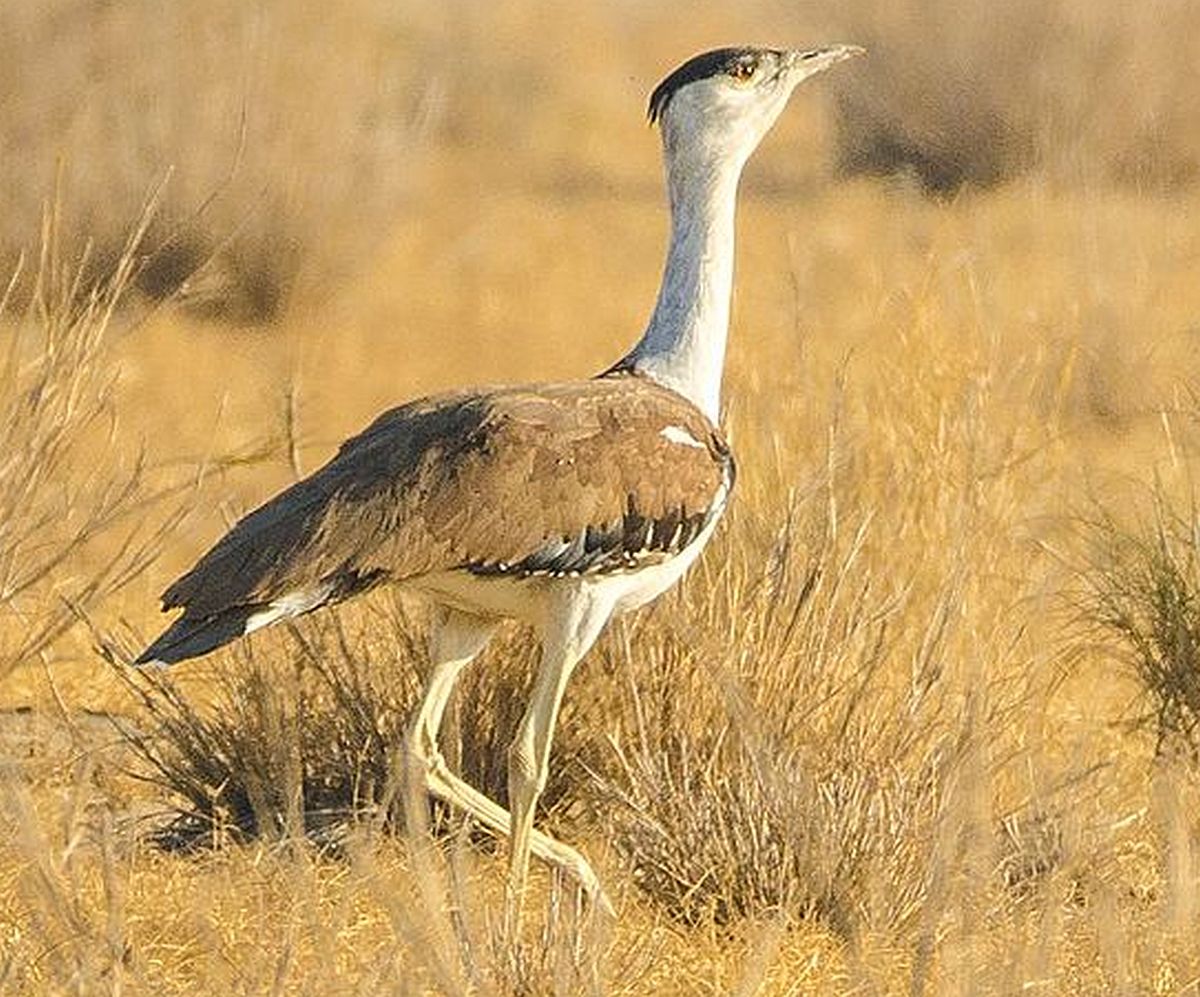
728 61 756 83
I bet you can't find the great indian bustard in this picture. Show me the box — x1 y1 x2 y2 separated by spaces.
136 44 863 918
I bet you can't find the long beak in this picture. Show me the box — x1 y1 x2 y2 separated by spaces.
786 44 866 80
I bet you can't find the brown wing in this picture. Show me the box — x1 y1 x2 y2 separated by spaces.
159 374 733 621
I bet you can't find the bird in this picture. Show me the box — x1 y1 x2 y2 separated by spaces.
135 44 863 919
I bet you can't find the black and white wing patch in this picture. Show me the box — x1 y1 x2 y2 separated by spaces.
467 452 734 580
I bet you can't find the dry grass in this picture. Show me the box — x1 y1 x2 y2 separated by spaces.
4 1 1200 993
591 497 967 933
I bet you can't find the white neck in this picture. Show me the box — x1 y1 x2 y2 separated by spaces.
620 148 745 423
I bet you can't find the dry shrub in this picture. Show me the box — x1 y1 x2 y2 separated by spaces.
115 608 420 849
2 0 442 321
0 195 172 679
831 0 1040 195
830 0 1200 193
1080 485 1200 760
115 598 588 850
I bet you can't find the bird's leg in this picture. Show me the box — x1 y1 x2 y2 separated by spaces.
404 607 611 912
505 589 614 932
404 609 497 828
420 759 608 902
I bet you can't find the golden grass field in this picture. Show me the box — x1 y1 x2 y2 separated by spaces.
3 0 1200 993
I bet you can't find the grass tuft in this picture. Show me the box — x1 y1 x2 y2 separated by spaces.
1081 486 1200 760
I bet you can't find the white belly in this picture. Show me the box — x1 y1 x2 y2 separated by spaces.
596 508 722 614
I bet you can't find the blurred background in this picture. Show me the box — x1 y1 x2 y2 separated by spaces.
5 0 1198 322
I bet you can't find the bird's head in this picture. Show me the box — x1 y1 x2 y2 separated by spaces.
649 45 864 171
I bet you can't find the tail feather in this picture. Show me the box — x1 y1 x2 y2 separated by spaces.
134 580 344 667
134 606 261 667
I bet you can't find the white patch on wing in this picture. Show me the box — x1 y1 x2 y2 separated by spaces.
244 582 334 635
659 425 706 450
